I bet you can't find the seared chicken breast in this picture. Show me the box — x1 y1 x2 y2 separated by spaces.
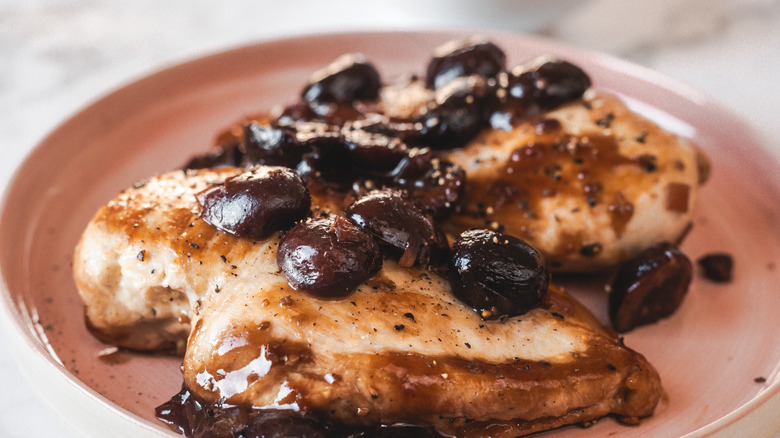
381 84 705 271
74 168 662 437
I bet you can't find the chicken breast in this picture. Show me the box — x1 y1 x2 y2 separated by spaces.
74 168 662 436
444 91 704 271
381 83 705 272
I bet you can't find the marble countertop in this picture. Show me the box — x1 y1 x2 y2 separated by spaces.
1 0 778 436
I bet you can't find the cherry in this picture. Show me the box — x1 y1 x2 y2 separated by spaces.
609 242 693 333
301 53 381 108
197 166 310 239
182 141 244 170
449 229 549 320
697 253 733 283
277 216 382 297
243 123 307 168
425 37 506 90
391 148 465 220
519 58 591 110
342 125 410 174
345 189 449 268
416 76 488 149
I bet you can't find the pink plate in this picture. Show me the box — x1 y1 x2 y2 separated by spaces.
1 31 778 437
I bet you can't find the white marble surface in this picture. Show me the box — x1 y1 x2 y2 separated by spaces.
1 0 778 436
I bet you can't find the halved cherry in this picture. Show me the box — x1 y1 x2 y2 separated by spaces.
345 189 449 268
609 242 693 333
197 166 310 240
277 216 382 297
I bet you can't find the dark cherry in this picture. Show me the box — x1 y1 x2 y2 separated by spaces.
243 123 308 168
156 387 249 438
485 71 540 131
279 99 368 127
392 148 466 220
449 229 549 320
277 101 322 125
506 69 536 103
416 76 488 149
196 166 311 239
425 37 506 90
609 242 693 333
345 189 449 268
295 147 355 194
301 53 381 108
285 119 343 148
697 253 733 283
348 114 424 144
277 216 382 297
183 127 246 169
342 125 410 174
182 141 244 170
520 58 591 110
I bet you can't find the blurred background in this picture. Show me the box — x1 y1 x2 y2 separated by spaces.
1 0 778 436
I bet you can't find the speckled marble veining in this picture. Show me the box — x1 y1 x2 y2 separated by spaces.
0 0 778 436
